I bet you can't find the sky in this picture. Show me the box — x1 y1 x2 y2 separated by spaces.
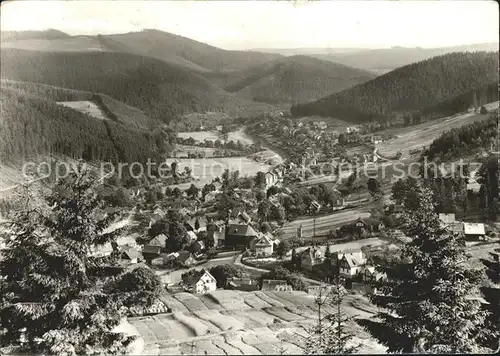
1 0 498 50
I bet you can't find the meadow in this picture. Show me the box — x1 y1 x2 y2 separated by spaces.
377 101 499 157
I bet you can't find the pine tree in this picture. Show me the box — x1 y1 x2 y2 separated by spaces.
0 164 161 354
305 282 360 354
365 188 492 353
481 243 500 350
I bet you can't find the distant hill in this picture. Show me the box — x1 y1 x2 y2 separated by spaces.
209 55 375 105
0 80 174 164
291 51 499 123
308 43 499 72
0 29 70 42
0 29 283 72
0 49 278 123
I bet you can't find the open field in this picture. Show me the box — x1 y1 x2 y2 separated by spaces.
128 290 386 355
280 209 371 239
165 153 279 189
57 100 109 120
377 101 499 157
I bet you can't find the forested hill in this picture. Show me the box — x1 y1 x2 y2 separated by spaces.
0 82 175 164
215 55 375 105
0 49 277 123
1 29 283 73
290 51 499 123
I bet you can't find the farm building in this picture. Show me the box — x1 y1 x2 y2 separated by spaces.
184 269 217 294
261 279 291 292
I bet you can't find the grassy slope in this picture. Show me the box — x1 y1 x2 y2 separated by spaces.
377 101 499 157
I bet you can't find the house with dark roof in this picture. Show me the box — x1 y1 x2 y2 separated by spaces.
184 269 217 294
207 220 226 248
225 224 259 249
145 234 165 248
175 250 196 268
119 246 142 264
185 216 208 232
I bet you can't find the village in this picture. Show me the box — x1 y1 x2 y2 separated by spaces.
88 120 498 306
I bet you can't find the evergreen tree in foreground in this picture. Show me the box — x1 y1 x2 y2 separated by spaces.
365 187 491 353
481 242 500 350
305 282 360 354
0 165 161 354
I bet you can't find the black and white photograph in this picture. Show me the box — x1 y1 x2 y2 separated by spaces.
0 0 499 354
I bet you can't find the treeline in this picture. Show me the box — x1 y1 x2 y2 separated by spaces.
0 87 173 164
416 82 498 122
0 49 276 124
423 114 498 161
291 51 499 122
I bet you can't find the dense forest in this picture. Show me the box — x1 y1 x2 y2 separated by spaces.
205 55 374 105
0 86 175 164
1 79 158 130
291 51 499 123
422 113 498 161
0 49 276 124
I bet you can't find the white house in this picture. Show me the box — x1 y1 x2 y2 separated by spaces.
439 213 456 226
186 231 198 244
253 233 274 256
185 269 217 294
463 222 486 240
265 171 278 188
336 250 367 278
346 126 361 133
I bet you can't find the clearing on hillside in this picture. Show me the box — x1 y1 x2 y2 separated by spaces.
57 101 109 121
377 101 499 157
